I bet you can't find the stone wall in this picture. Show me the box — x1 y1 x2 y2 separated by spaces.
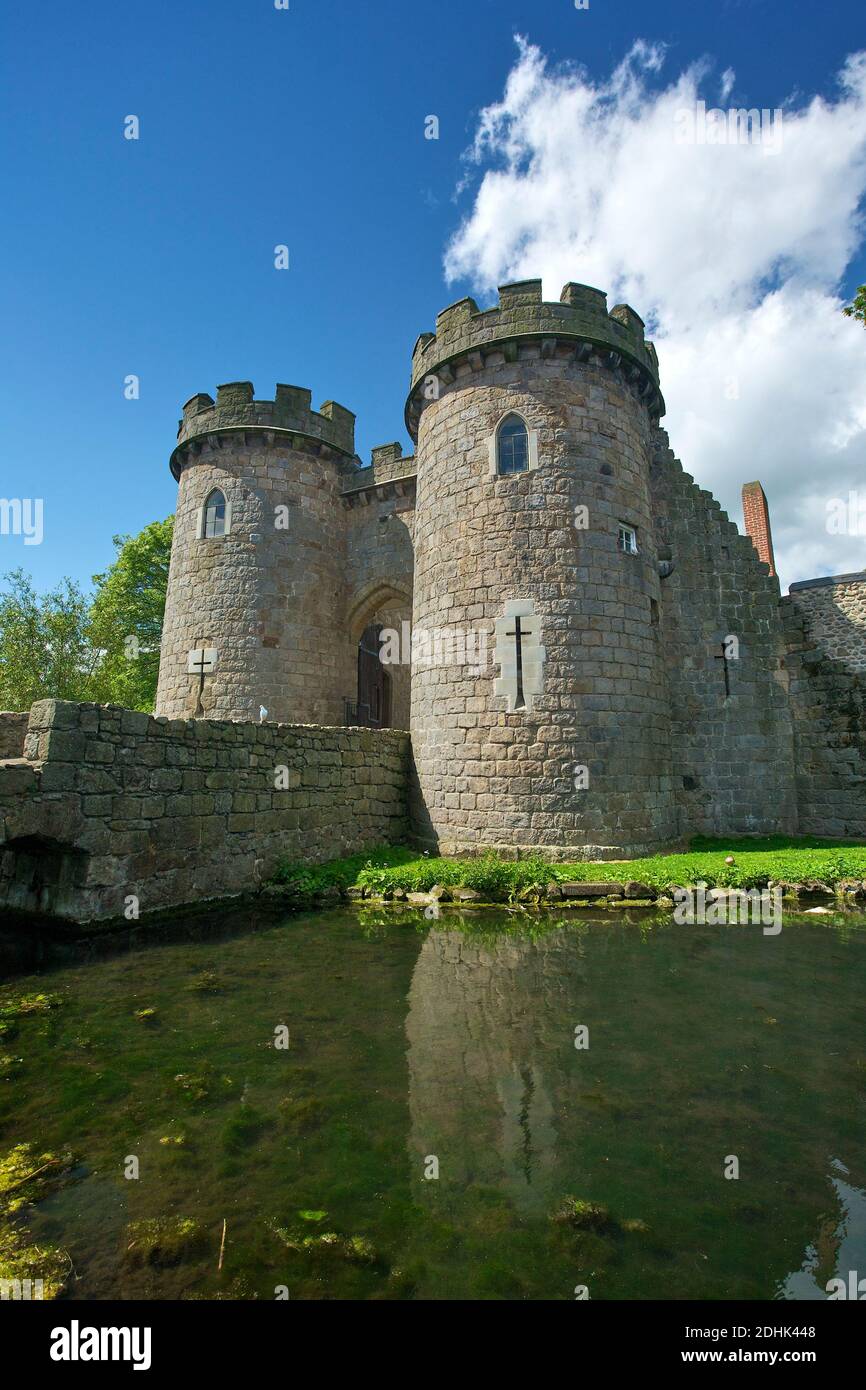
650 429 798 839
782 600 866 839
0 712 28 760
0 700 410 923
788 574 866 674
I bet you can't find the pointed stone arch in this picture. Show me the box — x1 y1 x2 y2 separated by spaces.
344 580 413 730
347 580 413 643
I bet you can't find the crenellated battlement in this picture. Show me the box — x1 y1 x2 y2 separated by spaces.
406 279 663 437
172 382 356 476
341 441 417 501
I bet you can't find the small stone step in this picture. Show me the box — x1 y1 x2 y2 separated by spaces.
560 881 624 899
623 881 655 899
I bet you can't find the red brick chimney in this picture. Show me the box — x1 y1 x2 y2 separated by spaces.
742 481 776 577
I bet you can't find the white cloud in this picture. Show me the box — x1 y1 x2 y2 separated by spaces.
445 38 866 590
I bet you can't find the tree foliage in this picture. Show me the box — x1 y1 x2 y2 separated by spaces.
0 571 95 710
87 518 174 710
0 517 173 714
842 284 866 325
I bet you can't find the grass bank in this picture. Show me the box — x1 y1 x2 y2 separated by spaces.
268 837 866 906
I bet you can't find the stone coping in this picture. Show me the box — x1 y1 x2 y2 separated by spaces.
789 572 866 592
341 469 417 497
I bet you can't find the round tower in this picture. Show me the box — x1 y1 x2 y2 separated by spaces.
406 279 675 858
156 382 356 724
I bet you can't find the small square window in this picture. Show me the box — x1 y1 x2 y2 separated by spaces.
617 524 638 555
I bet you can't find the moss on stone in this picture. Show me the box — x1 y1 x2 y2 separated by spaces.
0 1143 72 1299
552 1196 613 1231
0 1143 67 1215
272 1223 378 1265
220 1106 268 1153
0 992 62 1043
0 1223 68 1299
188 970 226 994
123 1216 207 1268
278 1094 322 1130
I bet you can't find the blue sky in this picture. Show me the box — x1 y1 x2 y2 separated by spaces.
2 0 865 591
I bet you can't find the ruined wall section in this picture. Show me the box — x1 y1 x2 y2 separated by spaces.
782 600 866 838
649 429 798 838
788 574 866 674
0 713 29 760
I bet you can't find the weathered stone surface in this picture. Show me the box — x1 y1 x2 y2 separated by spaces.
624 881 655 899
0 713 29 760
560 882 625 898
0 760 39 795
0 700 410 923
789 575 866 673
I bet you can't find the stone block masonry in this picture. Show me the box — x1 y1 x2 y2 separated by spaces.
0 700 410 924
788 574 866 674
407 281 676 856
0 713 29 760
156 381 417 732
651 430 798 840
782 599 866 839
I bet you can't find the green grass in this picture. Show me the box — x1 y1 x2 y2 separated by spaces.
270 845 417 896
270 837 866 901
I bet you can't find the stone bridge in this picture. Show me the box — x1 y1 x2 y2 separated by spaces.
0 700 410 925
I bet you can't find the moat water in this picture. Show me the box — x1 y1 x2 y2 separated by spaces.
2 904 865 1301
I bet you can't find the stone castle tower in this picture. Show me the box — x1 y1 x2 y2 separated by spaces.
407 282 676 856
156 279 866 856
156 385 357 726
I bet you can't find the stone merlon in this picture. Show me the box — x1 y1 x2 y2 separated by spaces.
406 279 663 438
172 382 356 477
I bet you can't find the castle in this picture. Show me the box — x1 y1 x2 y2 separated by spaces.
3 278 866 923
153 278 866 858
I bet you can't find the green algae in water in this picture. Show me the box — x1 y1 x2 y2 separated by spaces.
2 906 866 1299
124 1216 207 1269
552 1197 614 1232
0 991 62 1044
0 1223 69 1299
0 1142 74 1299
